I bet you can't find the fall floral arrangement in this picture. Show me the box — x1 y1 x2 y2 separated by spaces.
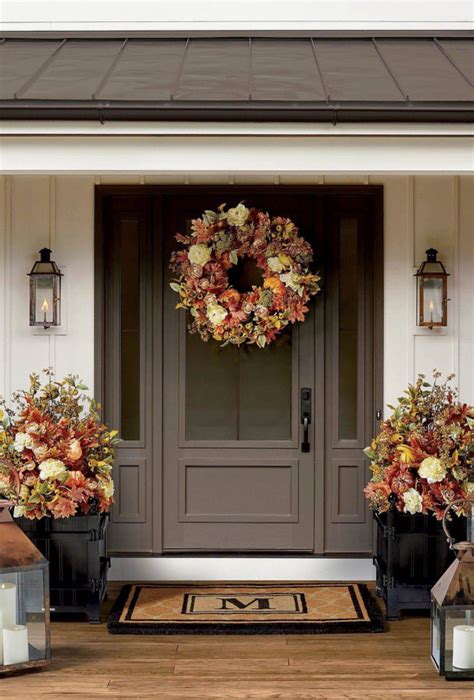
364 372 473 519
170 202 320 347
0 370 118 519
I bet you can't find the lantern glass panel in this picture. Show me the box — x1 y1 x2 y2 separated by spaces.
421 278 444 325
0 569 48 668
431 601 442 669
33 277 55 326
444 608 474 676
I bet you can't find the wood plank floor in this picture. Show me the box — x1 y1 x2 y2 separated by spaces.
1 583 472 699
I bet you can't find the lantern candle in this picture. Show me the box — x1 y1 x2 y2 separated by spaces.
2 625 29 665
41 298 48 325
453 626 474 670
0 582 16 628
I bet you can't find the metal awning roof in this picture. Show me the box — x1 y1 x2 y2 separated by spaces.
0 35 473 122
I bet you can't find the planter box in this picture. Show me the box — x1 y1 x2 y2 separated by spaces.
374 509 465 620
18 513 110 624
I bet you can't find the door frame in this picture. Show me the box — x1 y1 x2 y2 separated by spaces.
95 184 383 556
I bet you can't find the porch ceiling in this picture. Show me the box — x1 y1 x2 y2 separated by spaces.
0 35 473 122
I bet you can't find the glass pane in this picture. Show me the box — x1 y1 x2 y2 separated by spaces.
238 334 292 440
185 333 239 440
338 217 358 440
0 570 47 666
33 278 54 325
120 219 141 441
431 603 441 668
445 608 474 674
422 278 444 324
185 326 292 441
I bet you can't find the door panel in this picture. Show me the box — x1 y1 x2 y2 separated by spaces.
102 195 154 553
324 196 376 554
162 193 319 551
178 459 299 523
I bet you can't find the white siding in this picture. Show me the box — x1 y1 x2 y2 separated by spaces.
0 173 473 411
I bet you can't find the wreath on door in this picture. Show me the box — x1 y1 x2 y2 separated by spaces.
169 203 320 347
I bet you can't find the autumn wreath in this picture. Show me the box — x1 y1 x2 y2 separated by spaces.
170 203 321 347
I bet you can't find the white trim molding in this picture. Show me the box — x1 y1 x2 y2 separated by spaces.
109 557 376 582
1 135 473 175
1 122 473 137
1 1 473 32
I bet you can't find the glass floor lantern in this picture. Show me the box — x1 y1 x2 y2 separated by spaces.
0 500 51 675
431 492 474 681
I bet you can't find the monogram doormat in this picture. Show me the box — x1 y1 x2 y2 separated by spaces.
108 583 383 634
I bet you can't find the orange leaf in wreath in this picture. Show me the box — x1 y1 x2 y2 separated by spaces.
263 277 285 296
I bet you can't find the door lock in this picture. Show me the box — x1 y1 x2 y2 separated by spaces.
300 388 312 453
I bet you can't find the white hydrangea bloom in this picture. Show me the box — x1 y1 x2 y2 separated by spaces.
13 432 34 453
402 488 423 514
418 457 447 484
39 459 67 481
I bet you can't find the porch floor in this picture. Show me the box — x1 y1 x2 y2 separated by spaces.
2 584 471 699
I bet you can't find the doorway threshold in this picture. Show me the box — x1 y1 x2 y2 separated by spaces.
109 557 375 582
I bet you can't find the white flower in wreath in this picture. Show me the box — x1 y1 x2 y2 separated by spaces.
226 204 249 227
267 256 285 273
206 303 227 327
188 244 211 267
418 456 447 484
39 458 67 481
280 272 303 294
13 432 34 453
402 488 423 514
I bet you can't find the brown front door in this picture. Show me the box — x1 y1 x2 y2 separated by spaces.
162 192 320 551
98 186 382 555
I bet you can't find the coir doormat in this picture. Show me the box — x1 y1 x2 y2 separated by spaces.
108 583 383 635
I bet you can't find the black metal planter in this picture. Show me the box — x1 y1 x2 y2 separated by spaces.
374 508 465 620
17 512 110 624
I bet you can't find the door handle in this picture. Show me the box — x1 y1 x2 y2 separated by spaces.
300 388 312 453
301 415 310 453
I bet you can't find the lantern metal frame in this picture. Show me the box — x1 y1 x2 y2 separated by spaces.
430 495 474 681
28 248 63 329
0 500 51 676
414 248 449 329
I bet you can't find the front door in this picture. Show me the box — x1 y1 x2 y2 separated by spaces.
99 186 382 556
162 192 320 551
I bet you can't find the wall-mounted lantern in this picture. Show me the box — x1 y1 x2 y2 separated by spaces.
28 248 62 329
414 248 449 329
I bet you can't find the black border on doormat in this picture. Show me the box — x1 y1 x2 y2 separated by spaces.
107 583 384 635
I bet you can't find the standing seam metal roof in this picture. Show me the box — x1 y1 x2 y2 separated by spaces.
0 36 472 121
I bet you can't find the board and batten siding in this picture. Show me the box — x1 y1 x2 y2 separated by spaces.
0 173 472 562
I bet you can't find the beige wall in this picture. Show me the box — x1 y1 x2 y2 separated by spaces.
0 174 473 412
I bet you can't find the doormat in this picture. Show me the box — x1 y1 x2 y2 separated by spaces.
108 583 383 635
